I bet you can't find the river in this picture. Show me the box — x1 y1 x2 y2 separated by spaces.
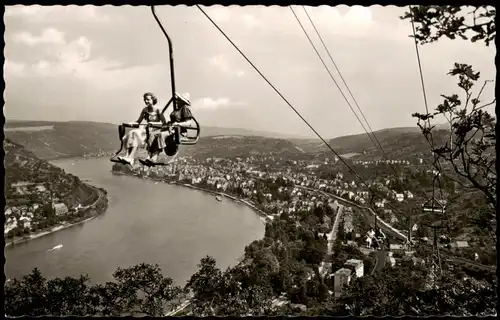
4 157 265 286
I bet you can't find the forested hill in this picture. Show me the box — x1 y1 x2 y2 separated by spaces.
5 119 451 162
4 120 308 160
4 138 100 210
180 135 314 160
292 126 451 161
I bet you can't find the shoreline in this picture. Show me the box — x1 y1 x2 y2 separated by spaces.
7 153 269 249
5 185 108 248
110 162 273 224
172 182 271 222
53 156 271 223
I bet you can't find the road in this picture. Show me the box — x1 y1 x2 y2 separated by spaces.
296 185 408 242
245 178 494 274
296 186 399 275
318 205 344 275
371 248 387 275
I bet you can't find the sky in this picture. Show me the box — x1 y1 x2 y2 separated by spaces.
4 5 496 139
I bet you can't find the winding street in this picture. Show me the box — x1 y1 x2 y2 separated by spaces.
318 204 344 276
296 185 408 243
296 185 402 275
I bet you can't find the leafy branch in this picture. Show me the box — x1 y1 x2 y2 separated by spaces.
401 6 496 46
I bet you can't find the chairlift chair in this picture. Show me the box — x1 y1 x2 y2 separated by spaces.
422 196 446 214
110 5 201 167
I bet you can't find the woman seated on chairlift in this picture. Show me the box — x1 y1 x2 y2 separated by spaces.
118 92 193 166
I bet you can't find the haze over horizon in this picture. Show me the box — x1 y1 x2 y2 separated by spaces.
4 5 496 139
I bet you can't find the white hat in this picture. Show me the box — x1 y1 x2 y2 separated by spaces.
175 92 191 106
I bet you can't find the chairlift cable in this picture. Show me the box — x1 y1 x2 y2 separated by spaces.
293 5 432 216
197 5 412 234
297 5 402 181
409 5 451 258
196 5 374 194
291 6 422 227
288 6 379 154
409 5 448 214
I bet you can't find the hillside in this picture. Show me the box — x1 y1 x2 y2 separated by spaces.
316 127 451 160
4 120 309 160
5 120 454 163
4 139 99 208
180 135 314 160
4 138 108 239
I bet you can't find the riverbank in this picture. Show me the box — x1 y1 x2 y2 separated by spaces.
109 161 274 224
5 184 109 248
111 167 269 317
172 182 271 222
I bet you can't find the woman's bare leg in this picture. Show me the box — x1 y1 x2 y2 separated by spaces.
120 146 137 165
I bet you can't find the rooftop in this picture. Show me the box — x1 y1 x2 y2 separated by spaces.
345 259 364 267
334 268 352 276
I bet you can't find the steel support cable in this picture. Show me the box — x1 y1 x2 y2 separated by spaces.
291 6 419 221
290 5 395 213
297 5 430 211
409 5 450 232
299 5 401 180
197 5 413 231
287 6 379 154
196 4 379 197
409 6 446 195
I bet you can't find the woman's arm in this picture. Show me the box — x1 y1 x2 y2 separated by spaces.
135 108 146 124
158 108 168 125
124 108 145 127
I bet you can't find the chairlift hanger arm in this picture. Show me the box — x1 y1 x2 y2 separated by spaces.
161 97 173 114
151 5 177 111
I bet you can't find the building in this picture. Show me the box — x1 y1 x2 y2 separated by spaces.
388 252 396 267
404 191 414 199
390 244 404 252
334 268 352 297
329 200 339 212
53 203 69 216
344 259 364 278
395 193 405 202
450 241 469 249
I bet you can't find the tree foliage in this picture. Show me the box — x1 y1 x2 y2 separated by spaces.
4 264 183 317
401 6 496 241
5 7 497 316
401 6 495 46
185 256 274 316
412 64 496 206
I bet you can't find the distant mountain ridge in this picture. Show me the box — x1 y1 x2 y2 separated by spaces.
5 119 448 161
4 120 309 139
291 126 450 159
4 120 313 160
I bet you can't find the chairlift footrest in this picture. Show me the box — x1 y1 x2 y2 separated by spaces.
110 158 131 166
